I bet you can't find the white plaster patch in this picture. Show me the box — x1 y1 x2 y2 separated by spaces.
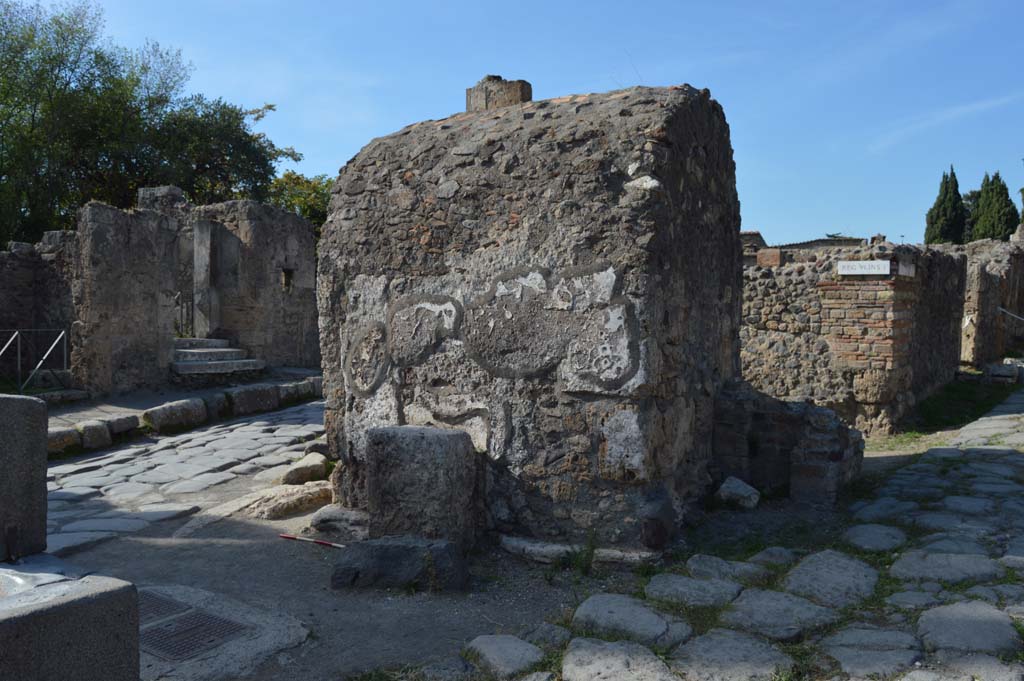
600 410 647 480
411 301 459 332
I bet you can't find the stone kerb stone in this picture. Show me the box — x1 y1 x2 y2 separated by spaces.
366 426 481 551
0 395 48 559
319 83 742 548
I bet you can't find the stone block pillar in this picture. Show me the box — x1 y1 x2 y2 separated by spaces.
192 219 217 339
466 75 532 112
0 395 48 560
366 427 481 551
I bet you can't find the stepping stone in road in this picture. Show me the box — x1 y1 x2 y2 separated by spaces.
890 551 1004 583
718 589 837 641
918 601 1022 655
571 594 692 648
821 625 921 678
782 550 878 608
561 638 676 681
844 524 906 552
466 635 543 679
686 554 769 585
669 628 793 681
644 574 742 608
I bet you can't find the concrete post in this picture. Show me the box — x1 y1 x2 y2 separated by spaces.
0 395 48 560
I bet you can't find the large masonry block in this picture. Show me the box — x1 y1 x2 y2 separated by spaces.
318 84 742 546
0 575 139 681
0 395 48 560
366 427 481 551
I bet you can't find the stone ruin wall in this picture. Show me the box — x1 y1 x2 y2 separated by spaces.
1 189 320 395
318 84 742 548
933 239 1024 366
741 245 965 433
192 201 320 369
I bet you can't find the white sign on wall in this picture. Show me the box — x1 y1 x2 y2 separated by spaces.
837 260 891 276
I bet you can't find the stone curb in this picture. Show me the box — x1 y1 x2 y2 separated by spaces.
46 377 323 458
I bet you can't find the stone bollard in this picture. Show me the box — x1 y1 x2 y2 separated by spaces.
0 395 48 560
365 426 481 552
465 75 532 112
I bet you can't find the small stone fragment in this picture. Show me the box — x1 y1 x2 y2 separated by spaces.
715 476 760 509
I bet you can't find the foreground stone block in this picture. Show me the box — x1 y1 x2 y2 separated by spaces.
467 634 543 679
225 383 280 416
366 427 480 551
330 536 469 591
918 600 1021 654
319 83 742 547
670 628 793 681
47 426 82 455
562 638 677 681
0 575 139 680
0 395 48 560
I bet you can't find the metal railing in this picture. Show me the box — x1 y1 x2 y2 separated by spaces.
0 328 69 393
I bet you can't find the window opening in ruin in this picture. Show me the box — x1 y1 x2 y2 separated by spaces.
281 268 294 292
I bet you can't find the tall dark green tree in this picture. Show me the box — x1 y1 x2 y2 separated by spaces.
0 0 299 244
962 189 981 242
972 172 1021 241
925 166 967 244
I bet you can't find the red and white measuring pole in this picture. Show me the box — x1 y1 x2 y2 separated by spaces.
279 533 346 549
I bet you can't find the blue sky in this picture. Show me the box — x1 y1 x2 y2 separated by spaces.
95 0 1023 244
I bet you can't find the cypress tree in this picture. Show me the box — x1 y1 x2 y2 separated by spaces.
973 172 1021 241
925 166 967 244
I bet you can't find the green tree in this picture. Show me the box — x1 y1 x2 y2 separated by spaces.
925 166 967 244
267 170 332 236
972 172 1021 241
0 0 299 244
962 189 981 241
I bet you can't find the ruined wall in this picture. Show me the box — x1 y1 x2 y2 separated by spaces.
191 201 320 369
742 245 965 433
934 240 1024 366
318 84 742 548
71 203 180 394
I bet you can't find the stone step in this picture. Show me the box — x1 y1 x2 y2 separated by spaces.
173 348 246 362
174 338 231 350
171 359 266 375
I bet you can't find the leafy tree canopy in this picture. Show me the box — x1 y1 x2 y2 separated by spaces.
0 0 300 244
267 170 332 238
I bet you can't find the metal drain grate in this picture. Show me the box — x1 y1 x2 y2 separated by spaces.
138 591 191 625
141 609 251 661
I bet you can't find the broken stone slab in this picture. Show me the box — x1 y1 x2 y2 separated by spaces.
644 573 742 608
890 551 1004 583
141 398 208 433
714 476 760 509
561 637 677 681
571 593 691 648
45 531 117 556
821 625 922 678
466 635 543 679
225 383 280 416
669 628 794 681
686 554 769 585
782 550 878 608
0 575 138 680
330 536 469 591
844 524 907 552
918 600 1022 654
1 395 49 560
280 452 327 485
366 426 481 552
718 589 838 641
245 481 332 520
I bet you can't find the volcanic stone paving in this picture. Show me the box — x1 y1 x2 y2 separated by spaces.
462 390 1024 681
45 401 325 556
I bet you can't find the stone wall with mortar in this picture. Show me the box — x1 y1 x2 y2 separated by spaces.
191 201 320 369
71 202 181 394
318 84 742 548
933 240 1024 366
741 244 965 433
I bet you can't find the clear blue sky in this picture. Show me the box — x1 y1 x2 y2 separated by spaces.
96 0 1023 244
